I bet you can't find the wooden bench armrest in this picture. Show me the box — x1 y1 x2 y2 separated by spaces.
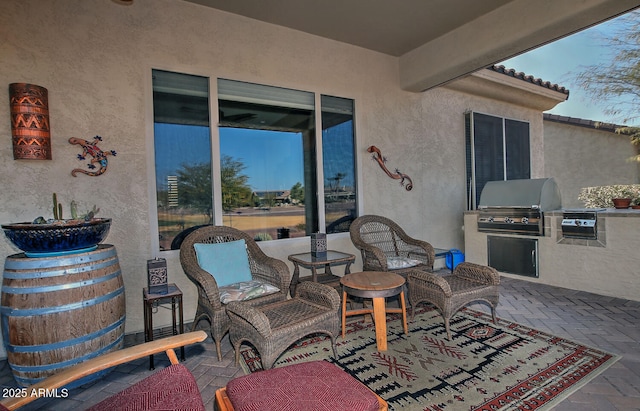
0 331 207 410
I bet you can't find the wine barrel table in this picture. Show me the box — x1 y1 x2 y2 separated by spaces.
1 244 126 387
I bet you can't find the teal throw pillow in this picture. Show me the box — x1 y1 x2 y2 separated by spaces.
194 239 253 287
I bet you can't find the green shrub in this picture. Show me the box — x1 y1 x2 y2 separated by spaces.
254 232 273 241
578 184 640 208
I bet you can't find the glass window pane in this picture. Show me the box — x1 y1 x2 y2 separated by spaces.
153 70 212 251
322 95 357 233
152 76 357 247
219 128 309 240
465 112 531 209
473 113 504 206
505 119 531 180
218 79 316 241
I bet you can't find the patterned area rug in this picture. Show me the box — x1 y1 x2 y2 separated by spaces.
240 307 619 411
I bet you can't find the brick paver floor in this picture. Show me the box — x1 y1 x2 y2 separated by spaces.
1 273 638 410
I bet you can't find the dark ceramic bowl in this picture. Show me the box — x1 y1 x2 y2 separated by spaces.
2 218 111 255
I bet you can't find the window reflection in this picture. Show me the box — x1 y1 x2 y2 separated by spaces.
219 128 309 240
322 95 357 233
151 72 357 251
152 70 212 250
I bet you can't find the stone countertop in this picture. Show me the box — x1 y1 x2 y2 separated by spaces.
545 208 640 217
465 209 640 217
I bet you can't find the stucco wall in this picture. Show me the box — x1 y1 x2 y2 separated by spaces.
0 0 548 359
544 120 640 208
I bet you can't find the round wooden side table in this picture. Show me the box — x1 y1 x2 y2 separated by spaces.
340 271 408 351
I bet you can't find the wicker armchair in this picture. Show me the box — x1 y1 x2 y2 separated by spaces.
350 214 435 276
179 225 290 361
227 281 341 370
407 262 500 340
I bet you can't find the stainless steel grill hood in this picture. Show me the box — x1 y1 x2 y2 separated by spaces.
478 178 562 211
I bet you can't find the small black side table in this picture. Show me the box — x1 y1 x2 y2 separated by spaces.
288 250 355 296
143 283 185 369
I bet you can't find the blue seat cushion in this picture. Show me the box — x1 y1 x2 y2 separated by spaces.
194 239 253 287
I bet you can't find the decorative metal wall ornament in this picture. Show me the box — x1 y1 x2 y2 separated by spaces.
367 145 413 191
69 136 117 177
9 83 52 160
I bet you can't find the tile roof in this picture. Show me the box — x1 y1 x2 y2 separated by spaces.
543 113 620 132
488 65 569 96
489 66 626 131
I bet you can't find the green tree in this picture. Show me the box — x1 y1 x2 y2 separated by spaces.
176 162 213 222
175 156 252 222
290 182 304 204
573 10 640 161
261 192 276 208
220 155 253 212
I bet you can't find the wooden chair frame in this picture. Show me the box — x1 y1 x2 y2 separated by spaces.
0 331 207 410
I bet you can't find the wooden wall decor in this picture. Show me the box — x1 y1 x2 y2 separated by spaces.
69 136 117 177
9 83 52 160
367 145 413 191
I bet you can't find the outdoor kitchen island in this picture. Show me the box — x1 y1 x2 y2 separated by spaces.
464 208 640 302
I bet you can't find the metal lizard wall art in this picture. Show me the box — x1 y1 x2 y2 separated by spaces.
68 136 117 177
367 145 413 191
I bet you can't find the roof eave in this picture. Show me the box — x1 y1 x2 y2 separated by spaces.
543 113 621 132
442 68 569 111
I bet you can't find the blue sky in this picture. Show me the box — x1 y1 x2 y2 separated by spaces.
219 128 304 191
155 123 355 192
499 11 634 125
154 125 304 191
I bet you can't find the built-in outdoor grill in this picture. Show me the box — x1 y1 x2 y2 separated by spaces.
477 178 562 236
561 209 603 240
477 178 562 278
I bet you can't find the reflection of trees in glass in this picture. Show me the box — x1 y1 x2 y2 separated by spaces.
327 172 346 193
175 156 252 222
290 182 304 204
220 155 253 212
176 162 213 223
261 192 276 208
156 189 168 208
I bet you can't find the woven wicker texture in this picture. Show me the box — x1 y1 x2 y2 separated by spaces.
407 261 500 339
179 225 290 360
227 281 341 370
349 215 435 276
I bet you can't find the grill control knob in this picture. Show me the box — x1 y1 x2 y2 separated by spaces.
521 217 528 224
504 217 513 223
575 220 582 226
488 216 494 222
